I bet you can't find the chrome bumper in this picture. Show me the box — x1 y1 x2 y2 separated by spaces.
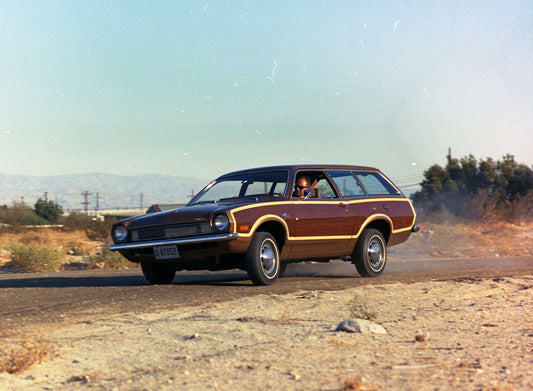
109 233 239 251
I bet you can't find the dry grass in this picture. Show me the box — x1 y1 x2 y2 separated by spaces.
0 228 105 270
9 243 63 272
391 218 533 259
84 247 139 269
0 336 56 374
1 219 531 272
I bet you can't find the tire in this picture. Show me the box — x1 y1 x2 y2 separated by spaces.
141 261 176 284
245 232 280 285
353 228 387 277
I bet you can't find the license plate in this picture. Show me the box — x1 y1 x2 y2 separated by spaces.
153 245 179 260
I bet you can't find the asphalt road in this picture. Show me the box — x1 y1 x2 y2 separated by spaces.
1 256 532 333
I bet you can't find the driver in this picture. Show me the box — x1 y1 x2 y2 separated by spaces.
292 175 310 197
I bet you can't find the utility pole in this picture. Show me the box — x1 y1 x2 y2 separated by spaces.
81 191 92 213
447 147 452 166
95 192 100 215
44 192 48 202
140 193 144 210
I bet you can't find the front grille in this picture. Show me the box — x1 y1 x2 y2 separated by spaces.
131 223 212 242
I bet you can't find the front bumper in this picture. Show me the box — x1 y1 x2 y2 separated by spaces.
109 233 239 251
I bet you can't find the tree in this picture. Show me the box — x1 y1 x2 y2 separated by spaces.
34 198 63 224
411 153 533 220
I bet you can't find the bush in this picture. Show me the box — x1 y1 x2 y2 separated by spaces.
34 198 63 224
8 243 63 272
84 247 137 269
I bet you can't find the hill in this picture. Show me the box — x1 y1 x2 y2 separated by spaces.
0 173 208 211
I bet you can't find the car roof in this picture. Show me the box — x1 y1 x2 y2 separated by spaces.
219 164 380 178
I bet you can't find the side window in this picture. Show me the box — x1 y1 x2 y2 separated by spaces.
328 172 366 197
293 171 338 198
315 177 337 198
354 172 399 196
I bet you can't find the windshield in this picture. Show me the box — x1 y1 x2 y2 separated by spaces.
189 170 288 205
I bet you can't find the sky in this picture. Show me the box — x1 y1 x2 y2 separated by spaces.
1 1 532 191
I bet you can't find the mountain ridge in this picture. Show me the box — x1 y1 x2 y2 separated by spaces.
0 173 208 211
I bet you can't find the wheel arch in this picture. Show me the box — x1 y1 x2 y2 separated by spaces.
253 219 287 251
358 216 392 244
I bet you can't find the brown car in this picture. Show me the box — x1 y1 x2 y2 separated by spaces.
110 165 419 285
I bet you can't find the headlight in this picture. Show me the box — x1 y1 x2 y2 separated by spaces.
212 214 230 233
113 225 128 242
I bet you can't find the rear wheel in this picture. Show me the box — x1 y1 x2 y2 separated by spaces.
245 232 280 285
353 229 387 277
141 261 176 284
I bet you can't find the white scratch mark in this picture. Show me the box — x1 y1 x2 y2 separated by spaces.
204 3 209 11
267 58 278 82
303 62 308 73
393 20 400 32
359 38 365 49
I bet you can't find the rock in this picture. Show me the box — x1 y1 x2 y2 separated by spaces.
415 334 427 342
336 319 387 334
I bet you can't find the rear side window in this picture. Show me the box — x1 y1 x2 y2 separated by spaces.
354 172 399 196
328 172 366 197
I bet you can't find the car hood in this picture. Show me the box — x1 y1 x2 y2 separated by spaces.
120 202 244 229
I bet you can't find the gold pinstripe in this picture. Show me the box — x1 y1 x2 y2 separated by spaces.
227 198 417 242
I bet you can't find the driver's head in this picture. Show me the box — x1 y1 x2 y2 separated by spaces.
293 175 310 197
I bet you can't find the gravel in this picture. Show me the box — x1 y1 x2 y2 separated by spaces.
1 276 532 390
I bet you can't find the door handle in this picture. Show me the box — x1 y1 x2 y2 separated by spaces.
338 203 349 210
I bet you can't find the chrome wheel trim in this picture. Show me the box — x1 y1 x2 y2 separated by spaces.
367 235 385 272
260 240 277 278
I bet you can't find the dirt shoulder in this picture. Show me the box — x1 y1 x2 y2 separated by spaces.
1 275 532 390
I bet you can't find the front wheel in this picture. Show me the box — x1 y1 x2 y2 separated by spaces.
141 261 176 284
245 232 280 285
353 228 387 277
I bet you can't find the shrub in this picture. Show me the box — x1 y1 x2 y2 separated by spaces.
34 198 63 224
84 247 137 269
8 243 63 272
